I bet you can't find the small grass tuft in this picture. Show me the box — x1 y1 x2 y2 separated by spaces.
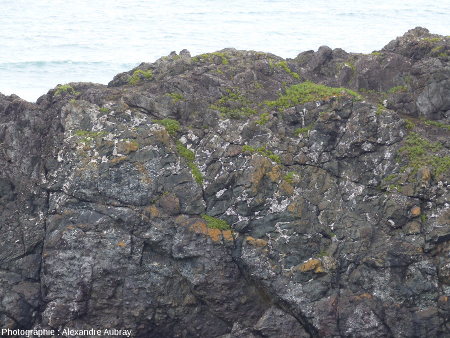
256 113 270 125
399 133 450 177
423 37 441 43
128 69 153 85
154 118 181 135
242 145 281 163
295 124 313 136
283 172 295 184
404 119 415 130
423 119 450 131
376 104 385 115
192 52 229 65
388 85 408 94
201 214 231 230
166 92 185 103
55 84 80 96
176 141 203 184
176 141 195 162
265 81 360 110
271 60 301 79
420 214 427 223
210 87 257 119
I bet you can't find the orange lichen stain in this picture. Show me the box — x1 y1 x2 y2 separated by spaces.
354 293 373 300
411 206 421 217
420 167 431 182
135 163 152 184
207 228 222 242
250 165 267 187
222 230 234 241
280 181 294 196
246 236 268 247
249 156 272 191
116 140 139 154
439 296 448 302
287 201 303 217
145 205 160 218
298 258 324 273
110 156 128 164
191 221 208 233
188 220 233 242
124 141 139 153
267 165 281 182
153 129 170 146
117 241 126 248
314 265 325 273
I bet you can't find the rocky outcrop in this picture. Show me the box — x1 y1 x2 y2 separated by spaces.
0 28 449 337
295 27 450 120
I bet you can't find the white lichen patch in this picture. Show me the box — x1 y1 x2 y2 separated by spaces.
268 197 290 214
216 189 227 198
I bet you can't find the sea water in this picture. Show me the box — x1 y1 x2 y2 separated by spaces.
0 0 449 102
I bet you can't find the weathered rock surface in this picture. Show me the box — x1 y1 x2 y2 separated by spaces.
0 28 449 337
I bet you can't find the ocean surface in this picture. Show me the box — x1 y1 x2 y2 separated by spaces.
1 0 449 102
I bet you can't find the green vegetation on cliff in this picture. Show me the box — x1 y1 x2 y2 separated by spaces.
155 118 181 135
210 87 257 119
192 52 230 65
176 141 203 184
399 133 450 177
265 81 360 110
242 145 281 163
201 214 231 230
128 69 153 85
270 60 301 79
55 84 80 96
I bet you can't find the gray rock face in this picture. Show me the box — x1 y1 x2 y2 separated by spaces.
1 29 449 337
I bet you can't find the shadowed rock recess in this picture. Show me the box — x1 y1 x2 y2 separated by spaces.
1 27 449 337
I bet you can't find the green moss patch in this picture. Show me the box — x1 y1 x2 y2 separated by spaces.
388 85 408 94
210 88 257 119
166 92 185 102
242 145 281 163
192 52 229 65
201 214 231 230
99 107 111 113
376 104 385 115
176 141 203 184
55 84 80 96
154 119 181 135
283 172 295 184
128 69 153 85
265 81 360 110
176 141 195 161
423 120 450 131
270 60 300 79
423 37 442 43
295 124 314 136
256 113 270 125
399 133 450 177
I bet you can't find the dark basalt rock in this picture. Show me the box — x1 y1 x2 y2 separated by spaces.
0 28 449 337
